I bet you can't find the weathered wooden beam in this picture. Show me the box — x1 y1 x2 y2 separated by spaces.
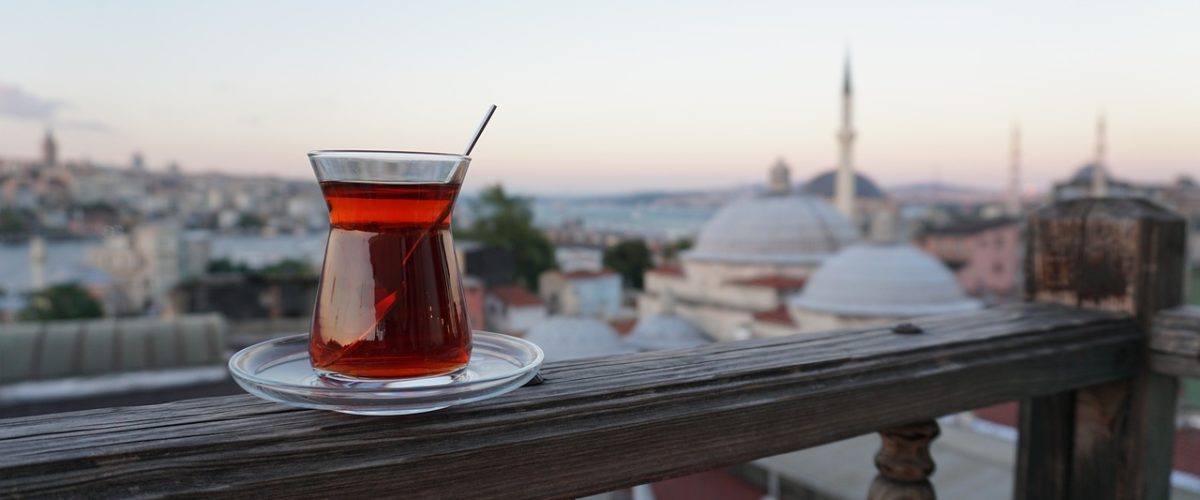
0 305 1136 499
1150 306 1200 377
1019 197 1187 500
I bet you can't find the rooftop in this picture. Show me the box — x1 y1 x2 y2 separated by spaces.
730 275 807 291
752 306 796 326
686 195 859 265
488 285 544 307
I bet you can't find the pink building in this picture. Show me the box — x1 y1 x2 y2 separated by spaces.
919 218 1021 302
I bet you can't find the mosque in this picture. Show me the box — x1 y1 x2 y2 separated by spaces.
524 57 982 359
635 58 978 342
1052 114 1156 201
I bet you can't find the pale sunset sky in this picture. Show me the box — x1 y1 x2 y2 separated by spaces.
1 1 1197 195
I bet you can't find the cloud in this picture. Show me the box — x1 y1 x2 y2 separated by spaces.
57 119 111 132
0 84 61 119
0 83 109 131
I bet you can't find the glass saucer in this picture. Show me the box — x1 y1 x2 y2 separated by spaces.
228 331 543 416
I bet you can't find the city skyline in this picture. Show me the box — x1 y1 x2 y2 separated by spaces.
2 1 1198 195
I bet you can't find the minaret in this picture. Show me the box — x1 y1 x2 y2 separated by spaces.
1091 114 1108 197
767 158 791 195
1006 124 1022 216
30 235 46 290
834 54 856 220
42 129 58 166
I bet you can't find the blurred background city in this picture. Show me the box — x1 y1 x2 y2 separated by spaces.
1 1 1198 499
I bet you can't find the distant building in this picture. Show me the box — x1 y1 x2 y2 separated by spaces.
1053 115 1157 202
918 217 1022 301
639 161 857 341
539 269 622 318
485 285 547 336
554 245 605 273
788 244 981 332
0 315 233 418
1161 175 1200 223
87 224 212 314
462 276 487 331
167 274 317 321
624 296 711 352
42 129 57 166
456 243 516 288
524 315 627 362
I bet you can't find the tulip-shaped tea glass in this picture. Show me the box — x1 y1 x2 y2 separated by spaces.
308 151 471 380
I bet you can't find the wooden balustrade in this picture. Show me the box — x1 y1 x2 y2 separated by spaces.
0 197 1195 500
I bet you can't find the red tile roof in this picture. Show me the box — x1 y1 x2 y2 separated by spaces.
753 306 795 326
610 318 637 335
731 275 807 291
973 402 1018 427
562 269 617 279
488 285 543 306
651 469 765 500
647 265 685 276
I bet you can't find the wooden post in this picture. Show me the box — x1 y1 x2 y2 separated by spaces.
868 420 940 500
1017 198 1187 500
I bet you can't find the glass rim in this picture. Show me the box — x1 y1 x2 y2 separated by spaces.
307 149 470 161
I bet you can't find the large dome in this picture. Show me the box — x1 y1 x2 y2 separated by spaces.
801 170 887 199
790 244 980 317
625 314 711 352
524 316 628 362
686 195 859 265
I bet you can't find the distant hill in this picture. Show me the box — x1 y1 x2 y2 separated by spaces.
886 182 1003 205
532 186 755 207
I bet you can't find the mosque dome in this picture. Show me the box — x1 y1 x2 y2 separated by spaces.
625 314 711 352
524 316 627 362
790 244 981 317
801 170 887 199
686 195 859 265
1069 163 1112 184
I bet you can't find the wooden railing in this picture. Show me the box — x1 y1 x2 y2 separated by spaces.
0 198 1196 500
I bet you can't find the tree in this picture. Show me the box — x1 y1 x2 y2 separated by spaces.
0 208 35 237
603 239 653 290
19 283 104 321
661 238 693 262
457 184 556 290
260 258 316 278
207 258 253 275
236 213 264 231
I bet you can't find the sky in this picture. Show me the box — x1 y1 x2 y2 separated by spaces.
1 1 1198 195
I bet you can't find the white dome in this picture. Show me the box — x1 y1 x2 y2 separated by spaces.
625 314 711 352
524 316 628 362
686 195 859 265
790 244 981 317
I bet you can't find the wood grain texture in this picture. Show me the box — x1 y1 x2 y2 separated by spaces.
1015 392 1075 500
1020 197 1187 500
1150 306 1200 376
0 304 1137 499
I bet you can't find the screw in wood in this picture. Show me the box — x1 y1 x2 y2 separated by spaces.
892 323 924 335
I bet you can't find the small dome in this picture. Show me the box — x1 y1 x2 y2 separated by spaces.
686 195 859 265
791 244 980 317
802 170 887 199
525 316 627 362
626 314 711 352
1069 163 1111 184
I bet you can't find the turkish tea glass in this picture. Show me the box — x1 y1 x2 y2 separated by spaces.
308 151 471 379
